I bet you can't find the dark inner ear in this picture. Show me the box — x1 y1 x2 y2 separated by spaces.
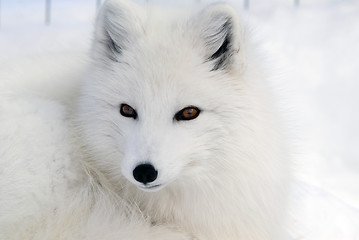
208 20 233 71
106 30 122 62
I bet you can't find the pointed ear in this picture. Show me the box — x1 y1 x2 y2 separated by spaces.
93 0 144 61
194 3 242 71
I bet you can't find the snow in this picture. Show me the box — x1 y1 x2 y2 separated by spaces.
1 0 359 236
239 0 359 209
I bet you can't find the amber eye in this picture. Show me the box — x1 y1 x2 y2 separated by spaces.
175 106 201 121
120 104 137 119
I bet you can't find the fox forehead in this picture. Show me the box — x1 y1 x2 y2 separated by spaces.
106 60 230 114
103 49 215 106
94 47 237 119
115 32 205 82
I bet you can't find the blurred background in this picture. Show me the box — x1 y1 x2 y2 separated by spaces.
0 0 358 210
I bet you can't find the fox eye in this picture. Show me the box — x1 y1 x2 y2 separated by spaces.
120 104 137 119
175 106 201 121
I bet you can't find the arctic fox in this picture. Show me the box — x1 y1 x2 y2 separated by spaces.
0 0 290 239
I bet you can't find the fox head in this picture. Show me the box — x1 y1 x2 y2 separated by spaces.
77 0 248 192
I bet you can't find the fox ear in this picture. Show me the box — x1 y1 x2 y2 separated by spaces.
93 0 144 61
194 3 242 71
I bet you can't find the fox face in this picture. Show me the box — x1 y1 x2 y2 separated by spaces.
77 0 245 192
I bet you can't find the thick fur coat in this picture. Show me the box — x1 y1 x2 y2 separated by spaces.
0 1 290 239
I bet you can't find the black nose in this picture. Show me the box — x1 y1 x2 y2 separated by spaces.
133 163 158 185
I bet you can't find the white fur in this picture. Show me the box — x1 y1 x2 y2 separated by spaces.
0 1 290 239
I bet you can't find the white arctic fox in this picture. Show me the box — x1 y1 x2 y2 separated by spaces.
0 0 291 239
